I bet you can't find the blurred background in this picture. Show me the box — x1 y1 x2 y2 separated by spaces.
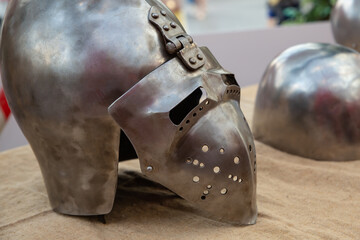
0 0 338 151
165 0 337 34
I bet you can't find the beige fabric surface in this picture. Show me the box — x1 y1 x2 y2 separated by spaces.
1 85 359 239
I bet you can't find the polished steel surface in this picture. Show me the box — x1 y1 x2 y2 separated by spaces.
109 48 257 225
1 0 256 224
253 43 360 161
0 0 173 215
331 0 360 52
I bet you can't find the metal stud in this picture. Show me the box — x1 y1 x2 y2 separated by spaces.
170 22 177 28
166 42 177 54
197 54 203 60
151 13 159 19
186 36 194 44
160 10 167 16
163 25 170 31
147 166 153 172
189 57 197 64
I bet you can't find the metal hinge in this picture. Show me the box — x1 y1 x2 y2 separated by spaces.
148 6 205 70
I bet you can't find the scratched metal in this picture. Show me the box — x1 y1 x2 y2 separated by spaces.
253 43 360 161
109 47 257 225
1 0 256 224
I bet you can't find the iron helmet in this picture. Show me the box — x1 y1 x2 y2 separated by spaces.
254 43 360 161
1 0 257 224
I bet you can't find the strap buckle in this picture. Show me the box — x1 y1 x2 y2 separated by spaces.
148 6 205 70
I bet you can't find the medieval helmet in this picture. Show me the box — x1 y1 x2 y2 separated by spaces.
253 43 360 161
331 0 360 52
1 0 256 224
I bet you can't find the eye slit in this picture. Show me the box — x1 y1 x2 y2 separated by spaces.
169 87 206 125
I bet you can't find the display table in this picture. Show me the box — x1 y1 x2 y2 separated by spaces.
1 85 359 239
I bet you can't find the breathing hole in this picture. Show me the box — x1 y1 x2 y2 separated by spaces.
219 148 225 154
193 159 199 166
186 157 193 164
201 195 206 200
186 120 190 124
234 157 240 164
199 107 203 111
249 145 252 152
202 145 209 152
169 87 205 125
193 176 200 183
193 113 197 117
203 190 209 195
179 127 183 132
213 166 220 174
220 188 228 195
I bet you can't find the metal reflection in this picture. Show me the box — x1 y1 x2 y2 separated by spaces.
254 43 360 161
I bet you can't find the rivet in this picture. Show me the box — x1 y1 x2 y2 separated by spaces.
151 13 159 19
186 36 194 44
170 22 177 28
160 10 167 16
166 42 177 54
197 54 203 60
147 166 153 172
163 25 170 31
189 57 197 64
203 190 209 195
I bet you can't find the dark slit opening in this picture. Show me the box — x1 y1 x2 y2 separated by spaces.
118 130 138 161
169 87 204 125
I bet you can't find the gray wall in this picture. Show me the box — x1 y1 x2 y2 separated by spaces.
0 22 335 151
194 22 335 87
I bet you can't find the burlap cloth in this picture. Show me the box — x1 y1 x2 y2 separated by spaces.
0 85 359 239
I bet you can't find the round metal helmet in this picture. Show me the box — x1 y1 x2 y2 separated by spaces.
331 0 360 52
253 43 360 161
0 0 256 224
